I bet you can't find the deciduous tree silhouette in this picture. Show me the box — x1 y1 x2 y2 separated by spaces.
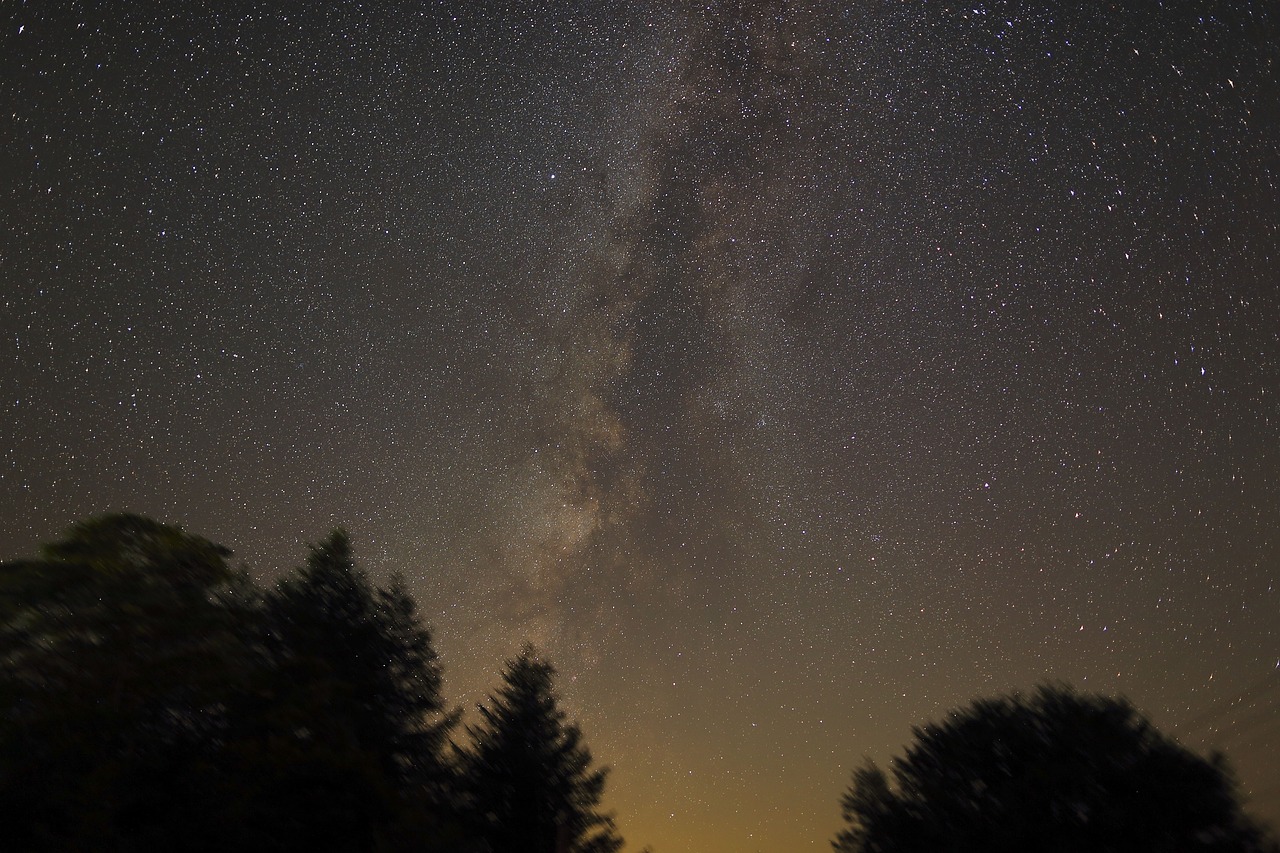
0 514 250 851
833 684 1277 853
458 645 623 853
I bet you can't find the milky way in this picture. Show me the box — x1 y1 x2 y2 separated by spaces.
3 2 1278 850
504 1 827 646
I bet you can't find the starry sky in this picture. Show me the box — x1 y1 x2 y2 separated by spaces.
3 1 1278 849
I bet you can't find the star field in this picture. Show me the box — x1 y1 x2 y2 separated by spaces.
2 2 1278 850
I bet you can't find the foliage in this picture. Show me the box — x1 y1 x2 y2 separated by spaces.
458 644 624 853
0 514 249 851
833 684 1277 853
262 530 457 798
0 516 467 852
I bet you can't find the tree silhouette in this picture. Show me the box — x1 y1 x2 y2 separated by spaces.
0 518 470 852
833 684 1277 853
2 516 651 852
458 644 623 853
256 529 461 847
264 530 456 788
0 514 250 851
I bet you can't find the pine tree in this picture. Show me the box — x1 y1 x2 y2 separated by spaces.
247 527 463 845
260 530 459 842
375 574 458 799
459 645 623 853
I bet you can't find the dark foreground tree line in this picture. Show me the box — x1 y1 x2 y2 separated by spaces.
1 514 620 853
1 514 1275 853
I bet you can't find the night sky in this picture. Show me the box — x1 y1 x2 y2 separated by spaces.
3 1 1278 849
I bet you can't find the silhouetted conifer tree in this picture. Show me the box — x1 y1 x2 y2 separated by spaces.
262 530 458 800
458 645 623 853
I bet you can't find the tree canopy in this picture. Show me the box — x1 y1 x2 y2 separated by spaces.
0 516 468 852
7 515 1276 853
458 644 624 853
833 684 1276 853
262 530 457 798
0 514 250 851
